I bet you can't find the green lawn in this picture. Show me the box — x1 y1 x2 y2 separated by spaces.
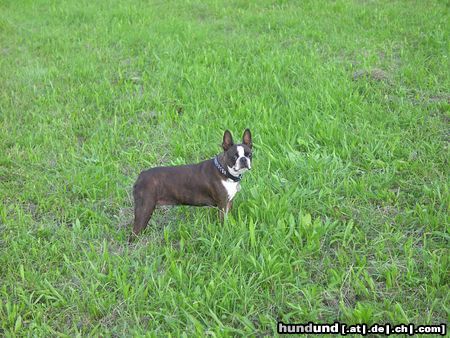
0 0 448 335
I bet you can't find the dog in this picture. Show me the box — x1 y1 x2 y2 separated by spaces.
130 129 252 240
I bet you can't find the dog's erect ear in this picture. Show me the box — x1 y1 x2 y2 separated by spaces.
222 130 234 151
242 129 252 149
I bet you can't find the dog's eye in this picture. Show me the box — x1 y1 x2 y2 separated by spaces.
233 154 238 160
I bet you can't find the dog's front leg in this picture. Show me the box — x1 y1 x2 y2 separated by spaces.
227 200 233 213
217 200 232 223
218 208 225 223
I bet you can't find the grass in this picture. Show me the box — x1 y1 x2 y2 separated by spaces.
0 0 449 335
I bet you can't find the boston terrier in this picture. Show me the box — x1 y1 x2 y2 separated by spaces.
130 129 252 240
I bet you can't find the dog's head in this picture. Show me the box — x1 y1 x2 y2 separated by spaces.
221 129 252 176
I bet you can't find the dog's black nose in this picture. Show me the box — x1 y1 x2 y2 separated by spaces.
240 157 247 167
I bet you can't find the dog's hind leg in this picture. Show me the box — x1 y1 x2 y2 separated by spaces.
129 187 156 242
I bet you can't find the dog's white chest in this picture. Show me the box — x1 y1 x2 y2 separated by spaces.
221 179 240 201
